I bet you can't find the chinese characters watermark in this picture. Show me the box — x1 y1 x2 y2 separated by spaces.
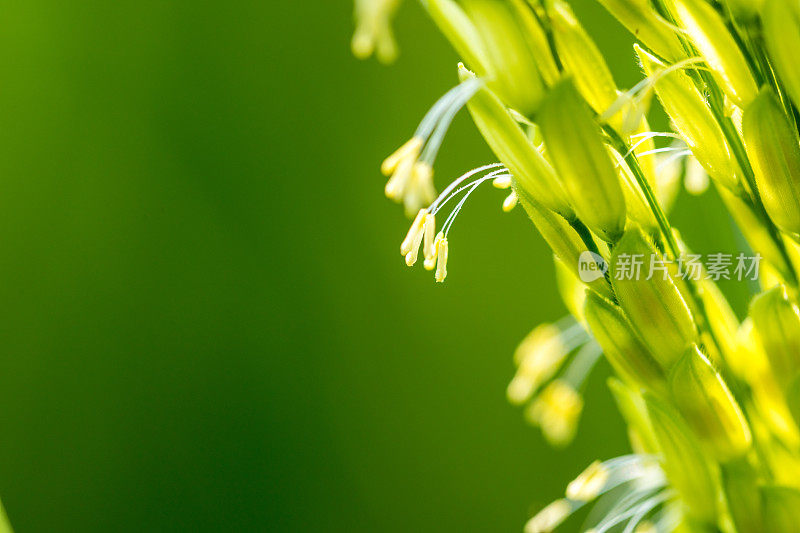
577 252 761 283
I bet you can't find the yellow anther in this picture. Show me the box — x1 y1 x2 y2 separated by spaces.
527 380 583 447
381 137 423 176
492 174 512 189
684 156 709 195
385 155 415 200
423 213 436 260
412 162 435 199
566 460 609 501
435 235 448 282
404 222 425 266
352 0 401 64
400 209 427 256
513 325 569 394
524 499 571 533
400 162 436 216
502 191 518 212
506 376 535 405
425 232 443 271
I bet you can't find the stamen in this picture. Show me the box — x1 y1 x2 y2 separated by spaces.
435 236 448 282
526 379 584 446
602 57 707 124
382 137 423 176
684 156 709 195
381 79 485 215
404 161 436 216
591 490 672 533
423 213 436 260
566 461 610 502
385 152 416 200
431 169 508 216
560 342 603 390
502 191 518 212
415 78 482 141
442 179 483 237
525 499 578 533
419 78 483 164
400 209 427 256
492 174 513 189
617 133 685 166
635 146 688 159
425 232 443 271
566 455 663 502
428 163 504 214
656 149 692 172
508 321 589 405
404 227 425 266
413 162 436 202
351 0 400 64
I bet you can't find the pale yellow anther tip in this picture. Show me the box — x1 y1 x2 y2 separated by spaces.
524 499 571 533
381 137 423 176
502 191 518 212
492 175 512 189
385 156 415 201
566 460 609 501
507 376 535 405
435 236 448 283
351 32 374 60
400 209 428 256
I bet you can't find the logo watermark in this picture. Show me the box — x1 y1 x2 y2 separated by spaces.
578 252 761 282
578 251 608 283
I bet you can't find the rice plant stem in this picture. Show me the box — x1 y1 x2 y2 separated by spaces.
569 217 615 291
569 217 601 258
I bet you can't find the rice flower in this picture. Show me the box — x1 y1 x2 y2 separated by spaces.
354 0 800 529
763 0 800 112
538 78 626 243
595 0 684 62
670 0 758 107
644 394 718 523
583 291 666 394
750 285 800 389
742 87 800 237
610 229 697 369
636 45 739 191
669 345 752 462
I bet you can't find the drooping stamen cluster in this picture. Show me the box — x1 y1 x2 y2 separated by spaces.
399 162 515 282
351 0 401 64
503 317 612 447
358 0 800 530
382 78 483 216
525 455 670 533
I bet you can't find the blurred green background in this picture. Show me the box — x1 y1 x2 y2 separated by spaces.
0 1 751 532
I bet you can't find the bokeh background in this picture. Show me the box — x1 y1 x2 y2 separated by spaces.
0 1 752 531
